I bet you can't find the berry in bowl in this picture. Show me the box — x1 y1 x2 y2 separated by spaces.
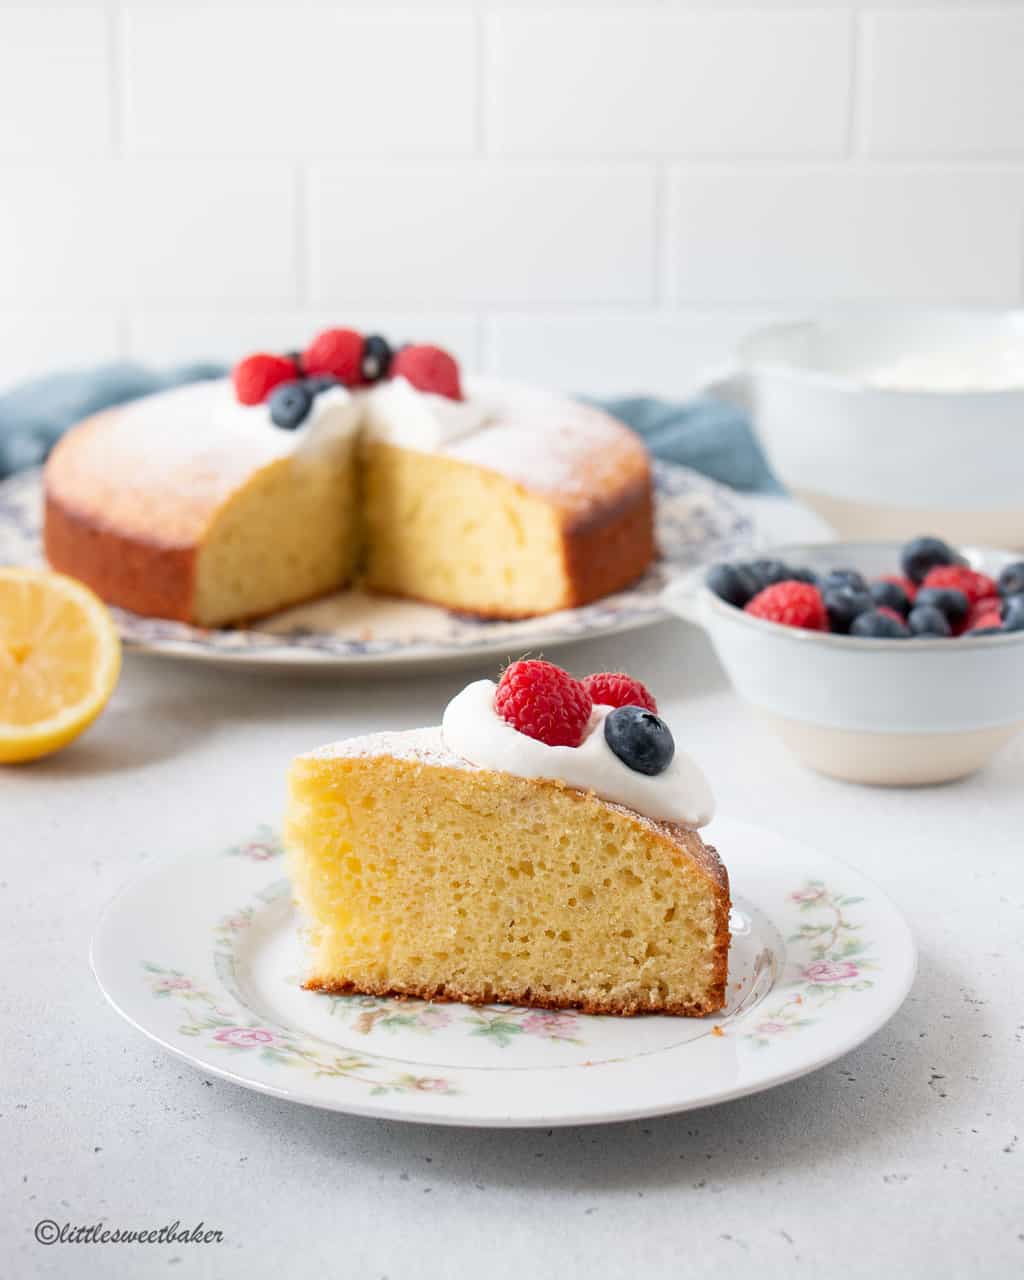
666 536 1024 786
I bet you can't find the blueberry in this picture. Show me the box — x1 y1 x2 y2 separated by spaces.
268 380 313 430
604 706 675 776
967 626 1003 637
1002 596 1024 632
821 567 867 594
914 586 968 628
824 586 873 634
900 535 956 584
751 558 793 589
907 604 951 637
361 334 393 383
997 562 1024 599
302 374 339 394
706 562 760 609
869 580 911 615
850 609 909 638
786 566 818 586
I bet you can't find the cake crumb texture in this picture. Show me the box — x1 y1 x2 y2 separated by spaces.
285 748 729 1018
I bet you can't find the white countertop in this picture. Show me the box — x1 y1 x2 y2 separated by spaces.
4 499 1022 1279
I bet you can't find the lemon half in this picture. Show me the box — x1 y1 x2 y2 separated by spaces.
0 567 122 763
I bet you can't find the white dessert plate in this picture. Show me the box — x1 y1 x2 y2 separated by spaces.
0 462 751 673
91 817 915 1128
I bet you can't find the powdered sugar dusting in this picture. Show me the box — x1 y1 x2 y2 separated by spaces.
53 374 643 528
305 726 474 771
61 379 360 508
450 378 645 506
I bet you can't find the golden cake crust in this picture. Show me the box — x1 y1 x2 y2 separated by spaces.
44 481 199 624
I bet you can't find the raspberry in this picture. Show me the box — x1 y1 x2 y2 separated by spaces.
966 595 1001 631
922 565 998 607
232 353 298 405
494 660 592 748
968 610 1003 633
390 344 462 400
744 581 827 632
879 574 917 604
582 672 657 714
301 328 365 385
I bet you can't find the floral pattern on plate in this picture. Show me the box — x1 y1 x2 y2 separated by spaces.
327 995 584 1048
0 462 752 667
744 881 876 1048
224 826 285 862
142 963 457 1096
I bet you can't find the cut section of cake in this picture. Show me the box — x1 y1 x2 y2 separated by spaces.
285 663 729 1017
361 377 654 619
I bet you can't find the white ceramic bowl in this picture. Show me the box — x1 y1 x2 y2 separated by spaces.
705 308 1024 547
666 541 1024 786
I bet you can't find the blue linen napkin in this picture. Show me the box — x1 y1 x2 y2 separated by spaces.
0 364 780 492
595 394 780 494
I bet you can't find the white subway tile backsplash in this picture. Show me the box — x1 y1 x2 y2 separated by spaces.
0 162 297 305
0 167 121 305
122 7 476 153
309 168 657 304
124 164 298 303
864 11 1024 156
488 10 852 155
0 7 109 154
126 311 480 371
670 169 1024 303
487 309 785 397
0 3 1019 395
0 312 121 392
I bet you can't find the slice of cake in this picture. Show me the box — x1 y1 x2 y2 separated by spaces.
45 380 362 628
285 662 729 1017
44 329 655 626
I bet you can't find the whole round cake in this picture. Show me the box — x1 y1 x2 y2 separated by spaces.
44 329 655 626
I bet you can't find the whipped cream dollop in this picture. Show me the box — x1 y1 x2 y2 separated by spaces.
223 375 487 458
362 376 490 450
288 386 364 459
441 680 714 828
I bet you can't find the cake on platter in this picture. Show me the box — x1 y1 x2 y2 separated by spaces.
44 329 655 628
286 661 729 1017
